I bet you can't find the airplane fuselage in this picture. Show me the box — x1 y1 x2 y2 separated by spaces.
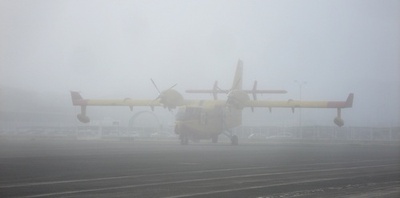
174 104 242 144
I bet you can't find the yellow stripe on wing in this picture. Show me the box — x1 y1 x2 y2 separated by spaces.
247 100 332 108
85 99 161 107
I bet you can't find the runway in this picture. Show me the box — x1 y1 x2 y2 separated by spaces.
0 138 399 197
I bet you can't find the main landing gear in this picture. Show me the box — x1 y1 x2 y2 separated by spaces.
223 131 239 146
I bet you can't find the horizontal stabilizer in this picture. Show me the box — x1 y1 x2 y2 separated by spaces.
186 89 287 94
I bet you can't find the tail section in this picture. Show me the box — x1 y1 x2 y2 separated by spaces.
231 60 243 90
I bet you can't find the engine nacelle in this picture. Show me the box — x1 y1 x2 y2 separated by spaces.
159 89 184 109
227 90 250 109
77 114 90 123
334 117 344 127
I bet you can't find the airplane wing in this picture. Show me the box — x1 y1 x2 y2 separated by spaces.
71 91 220 108
71 91 162 108
243 93 354 127
71 91 166 123
246 93 354 109
70 91 223 123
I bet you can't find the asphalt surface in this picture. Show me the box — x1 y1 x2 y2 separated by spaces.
0 137 399 198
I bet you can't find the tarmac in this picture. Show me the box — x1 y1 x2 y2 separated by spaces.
0 137 399 198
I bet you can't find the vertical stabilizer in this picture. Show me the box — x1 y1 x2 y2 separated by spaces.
231 60 243 90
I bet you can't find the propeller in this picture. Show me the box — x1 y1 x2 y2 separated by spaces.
150 79 182 110
167 83 178 91
151 79 161 95
151 79 177 98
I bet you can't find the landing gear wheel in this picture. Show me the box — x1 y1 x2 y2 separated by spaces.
231 135 238 146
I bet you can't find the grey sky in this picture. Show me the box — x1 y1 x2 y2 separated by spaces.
0 0 399 127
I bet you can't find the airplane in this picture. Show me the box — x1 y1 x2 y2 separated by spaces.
71 60 354 145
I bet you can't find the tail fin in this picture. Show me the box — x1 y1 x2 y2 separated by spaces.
231 60 243 90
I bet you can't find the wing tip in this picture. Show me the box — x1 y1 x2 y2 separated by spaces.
346 93 354 108
70 91 83 105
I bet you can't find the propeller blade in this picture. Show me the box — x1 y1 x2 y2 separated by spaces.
167 83 177 90
151 79 161 94
151 79 177 102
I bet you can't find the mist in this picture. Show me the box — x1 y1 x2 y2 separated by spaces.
0 0 399 127
1 2 400 197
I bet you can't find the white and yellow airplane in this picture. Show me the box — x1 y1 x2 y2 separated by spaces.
71 60 353 145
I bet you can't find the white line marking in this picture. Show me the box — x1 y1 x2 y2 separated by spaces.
163 176 397 198
0 159 395 188
18 164 399 198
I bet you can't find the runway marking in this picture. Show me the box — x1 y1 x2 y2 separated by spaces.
163 176 400 198
0 159 396 188
16 163 400 198
178 162 199 165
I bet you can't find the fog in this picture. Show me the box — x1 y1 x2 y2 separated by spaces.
1 0 399 127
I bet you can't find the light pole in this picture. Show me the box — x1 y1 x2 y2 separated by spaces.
294 80 307 138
